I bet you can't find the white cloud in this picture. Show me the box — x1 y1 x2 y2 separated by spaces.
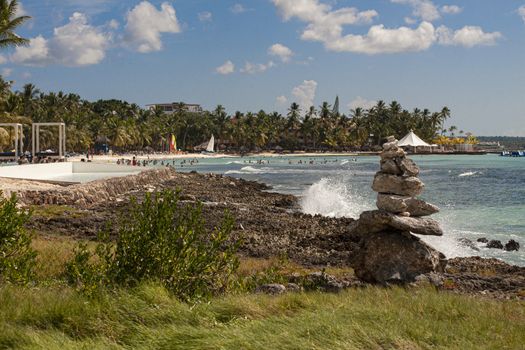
291 80 317 109
216 60 235 75
437 25 502 47
348 96 377 110
404 17 417 25
124 1 181 53
273 0 439 54
519 6 525 23
0 55 7 64
274 0 500 54
441 5 462 15
11 13 110 67
276 95 288 106
2 68 13 77
268 43 293 62
198 11 212 22
391 0 440 22
108 19 119 29
240 61 275 74
325 21 436 54
22 72 31 79
231 4 247 14
11 35 50 66
51 12 110 66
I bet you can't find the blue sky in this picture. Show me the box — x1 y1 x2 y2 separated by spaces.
1 0 525 136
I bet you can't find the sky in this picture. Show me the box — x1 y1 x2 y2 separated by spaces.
1 0 525 136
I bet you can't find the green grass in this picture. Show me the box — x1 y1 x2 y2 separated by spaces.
1 283 524 350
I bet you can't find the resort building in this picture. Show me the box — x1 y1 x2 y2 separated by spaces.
146 102 203 114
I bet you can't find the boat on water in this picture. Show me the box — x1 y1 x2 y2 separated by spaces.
203 135 215 153
500 151 525 157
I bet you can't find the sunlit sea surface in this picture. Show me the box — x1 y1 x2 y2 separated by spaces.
170 154 525 266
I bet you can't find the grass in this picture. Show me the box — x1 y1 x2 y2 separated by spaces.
0 283 524 349
1 236 523 349
29 205 87 219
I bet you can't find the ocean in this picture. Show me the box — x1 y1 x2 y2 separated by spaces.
173 154 525 266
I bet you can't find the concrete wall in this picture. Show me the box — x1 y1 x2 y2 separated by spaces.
0 163 72 180
0 162 140 182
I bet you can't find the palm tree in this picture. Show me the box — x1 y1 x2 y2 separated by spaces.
0 0 30 49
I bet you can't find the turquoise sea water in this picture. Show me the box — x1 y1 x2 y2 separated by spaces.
172 154 525 266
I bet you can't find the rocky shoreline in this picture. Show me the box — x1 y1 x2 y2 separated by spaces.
14 167 524 300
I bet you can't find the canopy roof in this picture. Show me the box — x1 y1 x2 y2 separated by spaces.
397 131 431 147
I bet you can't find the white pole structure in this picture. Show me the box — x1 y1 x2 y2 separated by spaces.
32 122 67 161
0 123 24 161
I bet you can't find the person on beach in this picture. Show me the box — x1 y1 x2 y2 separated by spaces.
132 156 137 166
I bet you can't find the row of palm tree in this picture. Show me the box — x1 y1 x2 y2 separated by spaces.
0 77 453 153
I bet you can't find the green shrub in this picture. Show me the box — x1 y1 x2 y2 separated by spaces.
66 190 241 300
0 192 36 284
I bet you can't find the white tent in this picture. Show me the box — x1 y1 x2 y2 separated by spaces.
397 130 431 147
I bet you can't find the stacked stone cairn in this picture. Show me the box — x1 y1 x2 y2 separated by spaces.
350 136 446 284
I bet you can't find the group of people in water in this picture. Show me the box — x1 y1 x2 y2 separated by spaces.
116 156 201 169
114 156 358 169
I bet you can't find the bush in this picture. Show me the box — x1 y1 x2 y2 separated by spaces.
0 192 36 284
66 190 241 300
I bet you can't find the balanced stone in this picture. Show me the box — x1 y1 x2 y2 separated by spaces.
372 173 424 197
349 210 444 236
395 157 419 176
380 148 406 160
380 159 402 175
377 194 439 217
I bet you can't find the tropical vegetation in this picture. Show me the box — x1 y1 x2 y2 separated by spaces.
0 78 465 153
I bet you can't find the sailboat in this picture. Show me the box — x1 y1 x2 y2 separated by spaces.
205 135 215 153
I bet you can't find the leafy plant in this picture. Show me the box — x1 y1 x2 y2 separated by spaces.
65 190 241 300
0 192 36 284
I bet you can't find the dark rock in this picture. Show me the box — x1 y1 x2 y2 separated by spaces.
487 240 504 249
349 210 443 236
458 238 480 251
372 173 424 197
303 272 347 292
352 230 446 284
285 283 303 292
256 284 286 295
477 237 488 243
504 240 520 252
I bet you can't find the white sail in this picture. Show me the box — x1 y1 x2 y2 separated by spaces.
206 135 215 152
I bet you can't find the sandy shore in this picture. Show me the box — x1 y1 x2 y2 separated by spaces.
69 151 369 163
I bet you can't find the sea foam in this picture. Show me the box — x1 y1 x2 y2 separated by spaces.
300 177 371 219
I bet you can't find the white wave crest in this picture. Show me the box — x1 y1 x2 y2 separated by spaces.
300 177 371 218
458 171 480 177
225 166 274 175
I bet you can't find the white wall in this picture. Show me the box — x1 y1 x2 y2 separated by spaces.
0 163 72 180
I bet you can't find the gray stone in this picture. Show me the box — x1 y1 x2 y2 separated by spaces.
256 284 286 295
382 141 398 151
380 148 406 160
395 157 420 176
352 230 446 284
372 173 424 197
380 159 402 175
376 194 439 217
349 210 443 236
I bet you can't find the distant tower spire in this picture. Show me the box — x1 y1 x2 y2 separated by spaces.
333 95 340 115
